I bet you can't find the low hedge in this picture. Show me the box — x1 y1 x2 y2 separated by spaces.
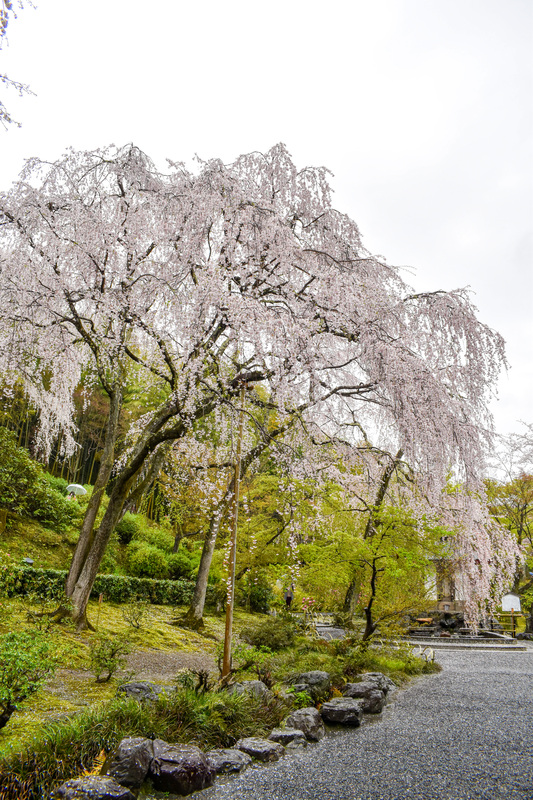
5 566 216 606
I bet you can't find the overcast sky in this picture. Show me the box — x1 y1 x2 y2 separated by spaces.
1 0 531 437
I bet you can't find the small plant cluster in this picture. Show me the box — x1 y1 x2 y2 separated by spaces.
88 633 131 683
301 596 317 614
121 597 150 629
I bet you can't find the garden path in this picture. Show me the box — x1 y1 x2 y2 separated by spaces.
196 649 533 800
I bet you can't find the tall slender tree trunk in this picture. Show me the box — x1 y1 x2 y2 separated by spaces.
361 558 382 641
183 420 293 629
65 387 123 597
183 502 227 629
343 578 360 615
343 448 403 613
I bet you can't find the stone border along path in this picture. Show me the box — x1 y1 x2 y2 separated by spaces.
187 648 533 800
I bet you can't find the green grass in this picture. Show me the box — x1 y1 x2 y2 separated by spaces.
0 518 75 570
0 594 265 757
0 688 290 800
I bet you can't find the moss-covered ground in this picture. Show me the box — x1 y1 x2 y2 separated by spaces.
0 594 261 758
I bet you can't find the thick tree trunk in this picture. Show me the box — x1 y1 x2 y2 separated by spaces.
0 702 16 730
65 387 123 596
70 472 136 629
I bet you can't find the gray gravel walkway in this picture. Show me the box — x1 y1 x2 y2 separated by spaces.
196 649 533 800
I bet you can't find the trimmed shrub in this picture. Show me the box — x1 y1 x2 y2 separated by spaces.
131 521 174 552
126 541 169 579
3 565 215 606
0 429 76 530
115 511 140 545
167 551 193 579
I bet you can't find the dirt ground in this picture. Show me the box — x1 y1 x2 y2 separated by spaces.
125 648 217 683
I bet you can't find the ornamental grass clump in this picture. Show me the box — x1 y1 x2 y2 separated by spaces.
0 686 288 800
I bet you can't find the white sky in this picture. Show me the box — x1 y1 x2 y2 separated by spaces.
1 0 532 437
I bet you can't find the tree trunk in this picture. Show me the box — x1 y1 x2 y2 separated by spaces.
344 449 403 612
0 702 16 730
65 386 123 596
183 501 227 630
172 530 182 553
120 442 171 520
182 419 293 628
343 578 360 614
361 558 381 642
69 471 136 629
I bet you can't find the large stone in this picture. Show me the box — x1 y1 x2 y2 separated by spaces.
235 737 285 762
227 680 270 699
357 672 396 695
149 739 214 795
343 682 386 713
268 728 307 748
292 670 331 701
101 736 154 788
53 776 135 800
206 748 252 774
116 682 163 703
285 707 326 741
320 697 364 726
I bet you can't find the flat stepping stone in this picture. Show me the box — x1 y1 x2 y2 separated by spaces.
285 707 325 741
235 737 285 762
53 776 135 799
320 697 364 726
268 728 307 747
343 682 386 713
206 748 252 773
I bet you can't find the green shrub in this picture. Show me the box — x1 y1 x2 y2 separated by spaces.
89 633 131 683
126 541 169 579
240 616 297 651
42 474 69 496
4 564 215 606
121 598 150 629
0 553 18 597
167 551 193 579
132 520 174 552
114 511 141 545
0 428 42 514
0 630 58 729
0 429 76 530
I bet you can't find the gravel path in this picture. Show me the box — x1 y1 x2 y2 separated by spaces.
196 649 533 800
